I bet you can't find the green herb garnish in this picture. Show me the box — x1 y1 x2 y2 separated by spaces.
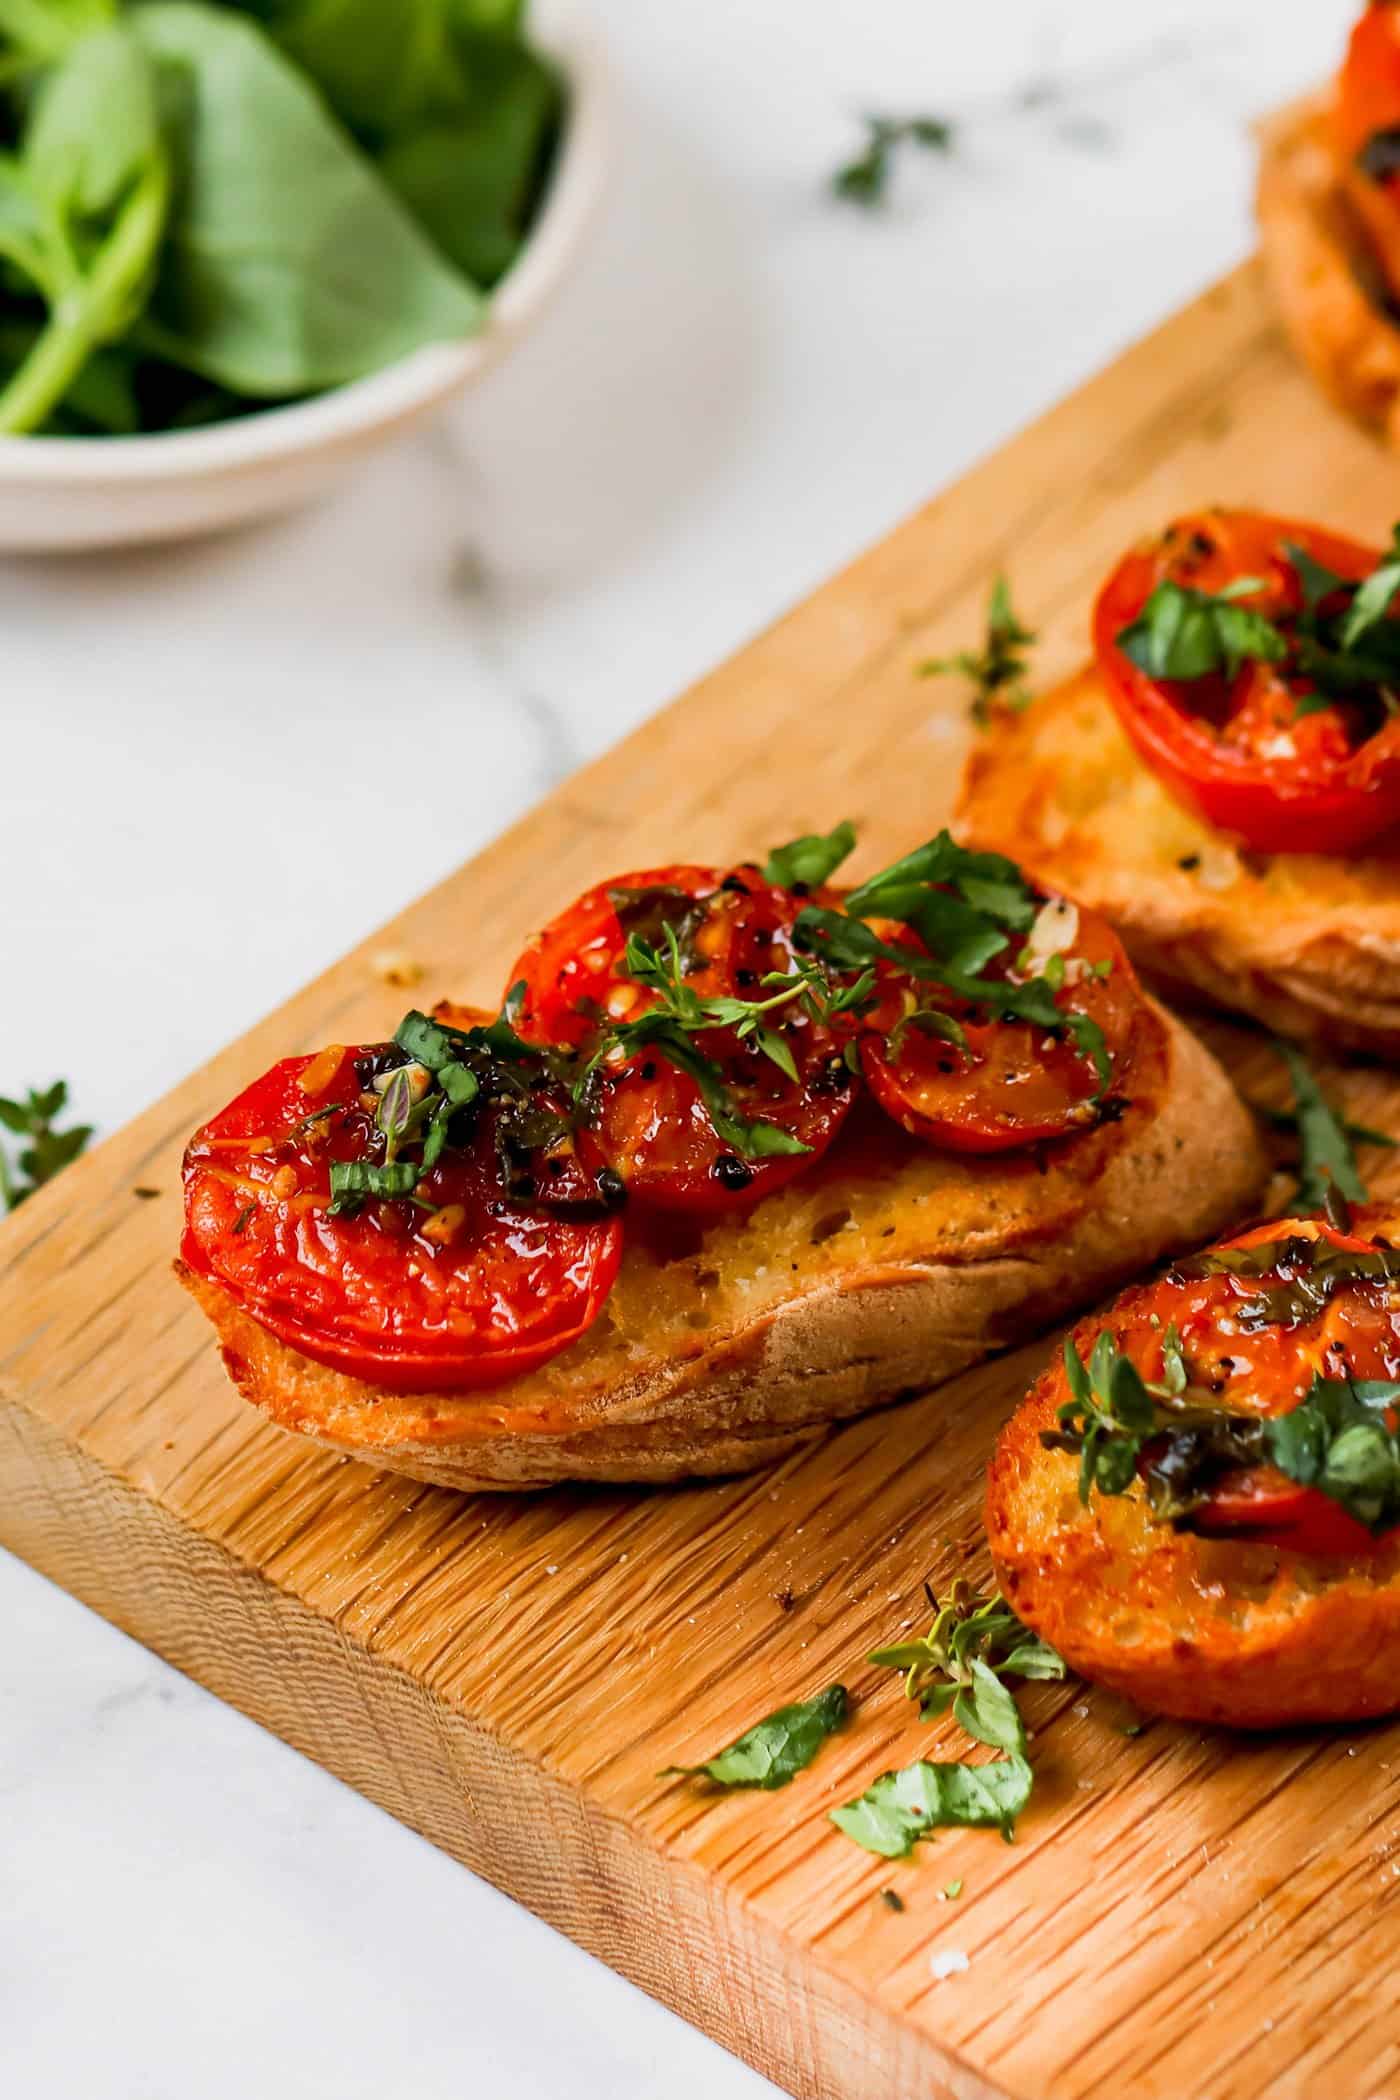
793 831 1113 1100
1048 1328 1400 1536
762 821 858 890
0 1079 93 1210
1268 1040 1391 1211
832 113 952 207
920 576 1037 726
830 1661 1034 1856
832 1583 1062 1859
868 1578 1065 1724
661 1685 849 1791
584 921 870 1162
1115 576 1287 683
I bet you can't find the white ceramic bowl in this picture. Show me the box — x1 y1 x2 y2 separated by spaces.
0 0 606 552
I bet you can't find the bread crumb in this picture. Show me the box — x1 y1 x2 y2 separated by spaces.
372 949 425 988
930 1950 969 1980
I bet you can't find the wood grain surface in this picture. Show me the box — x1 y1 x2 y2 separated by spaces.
6 259 1400 2100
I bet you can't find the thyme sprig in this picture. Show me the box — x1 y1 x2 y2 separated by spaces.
919 575 1037 725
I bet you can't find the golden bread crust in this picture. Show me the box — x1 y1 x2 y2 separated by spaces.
956 663 1400 1053
1256 92 1400 441
176 1002 1267 1488
986 1204 1400 1729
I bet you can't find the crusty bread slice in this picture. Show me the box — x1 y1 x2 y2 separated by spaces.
1256 92 1400 443
987 1203 1400 1730
176 998 1267 1488
957 664 1400 1054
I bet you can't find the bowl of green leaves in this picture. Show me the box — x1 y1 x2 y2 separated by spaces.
0 0 605 548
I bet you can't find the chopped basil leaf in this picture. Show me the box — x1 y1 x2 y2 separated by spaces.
1343 524 1400 647
327 1158 421 1214
1115 576 1287 682
1271 1040 1369 1210
831 1743 1033 1857
762 820 858 889
661 1684 848 1790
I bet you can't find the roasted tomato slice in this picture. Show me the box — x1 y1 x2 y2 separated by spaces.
508 864 855 1212
856 895 1141 1153
1334 2 1400 303
181 1038 623 1392
1081 1215 1400 1556
1094 509 1400 854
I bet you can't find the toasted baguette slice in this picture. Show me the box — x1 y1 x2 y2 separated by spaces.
176 999 1267 1489
986 1204 1400 1730
1256 92 1400 443
957 664 1400 1053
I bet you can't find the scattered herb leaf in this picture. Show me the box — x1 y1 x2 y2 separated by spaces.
661 1685 849 1791
0 1080 94 1210
832 113 952 208
920 576 1036 726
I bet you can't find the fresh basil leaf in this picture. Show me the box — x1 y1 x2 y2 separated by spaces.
1115 577 1288 683
132 5 484 395
762 820 858 890
1341 526 1400 647
952 1659 1027 1755
845 832 1034 929
1283 540 1350 618
661 1685 848 1791
830 1750 1032 1856
326 1157 421 1213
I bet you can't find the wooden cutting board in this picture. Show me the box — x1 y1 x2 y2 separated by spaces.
6 258 1400 2100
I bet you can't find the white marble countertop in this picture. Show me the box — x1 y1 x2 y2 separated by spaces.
1 2 1355 2093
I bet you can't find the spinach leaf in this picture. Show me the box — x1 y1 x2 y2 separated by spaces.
377 40 561 286
131 3 484 395
0 23 171 434
661 1685 848 1791
259 0 470 139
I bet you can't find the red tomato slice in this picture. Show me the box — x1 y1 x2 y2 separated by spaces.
181 1044 622 1392
857 897 1141 1153
508 864 855 1212
1187 1468 1379 1557
1334 3 1400 301
1094 509 1400 854
1089 1215 1400 1557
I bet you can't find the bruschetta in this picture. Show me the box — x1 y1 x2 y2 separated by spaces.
987 1205 1400 1727
1257 7 1400 443
176 831 1268 1488
957 508 1400 1052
